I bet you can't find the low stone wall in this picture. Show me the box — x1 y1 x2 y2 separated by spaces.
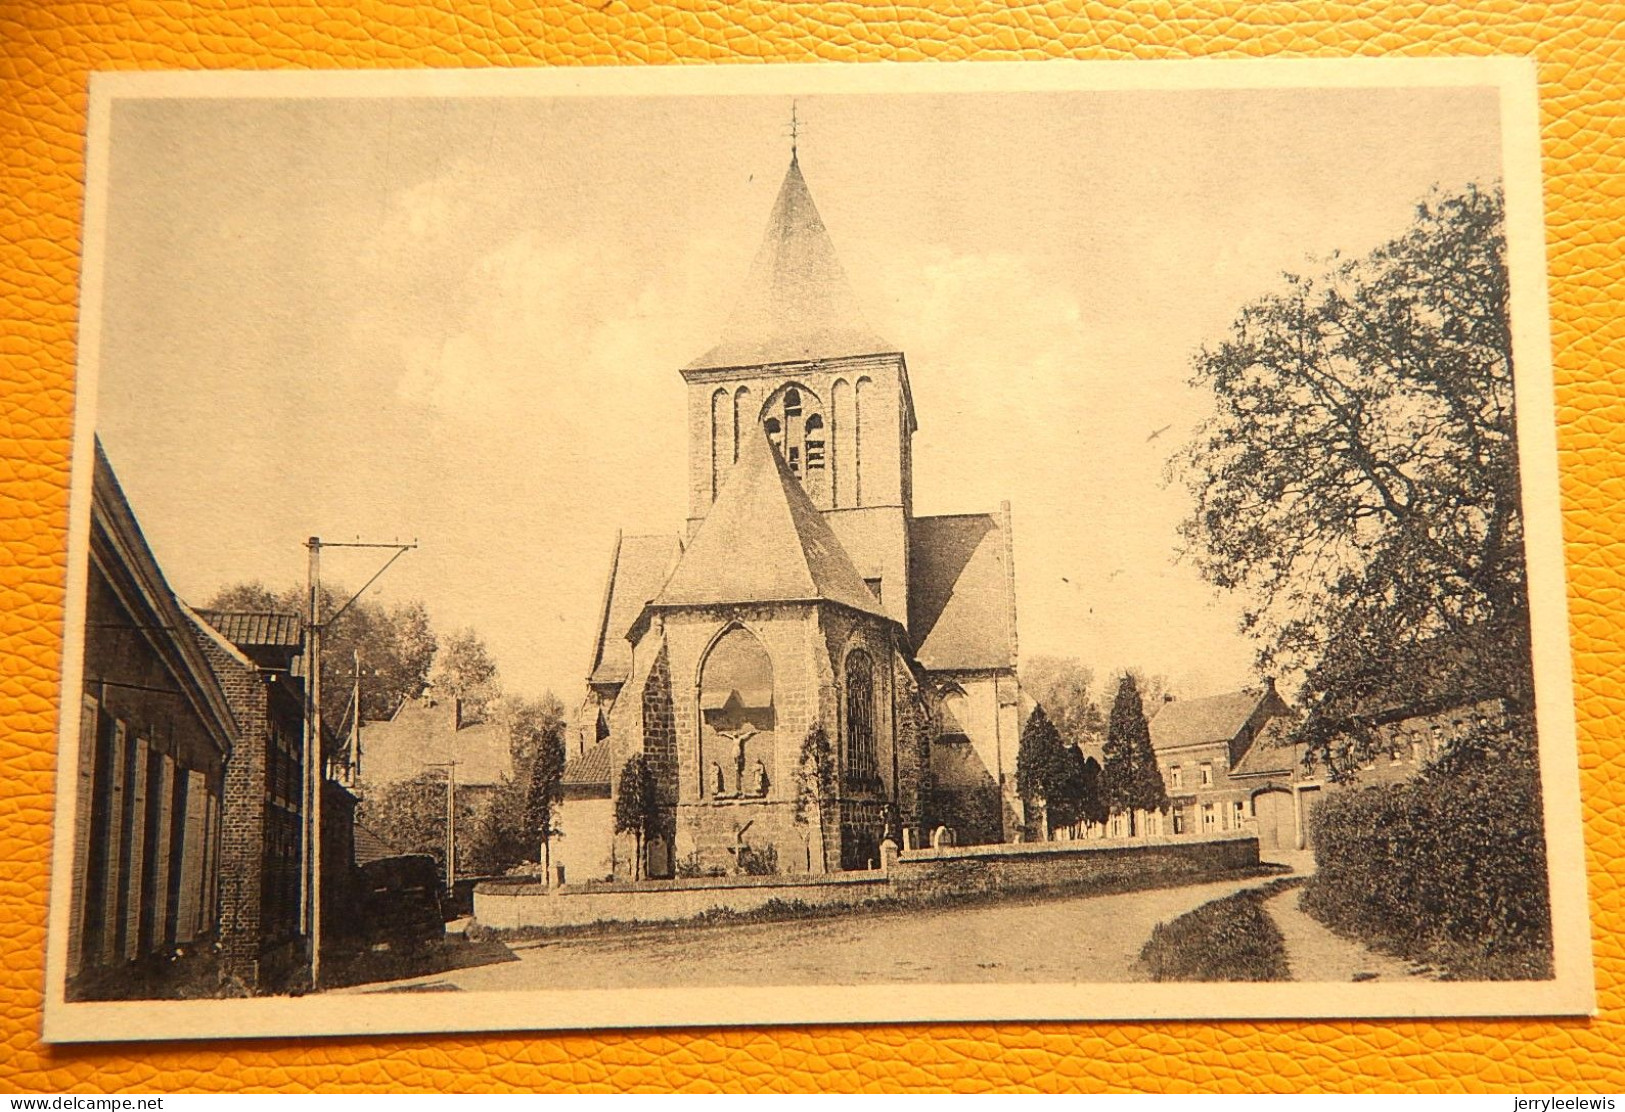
474 870 890 931
890 832 1260 901
473 833 1260 931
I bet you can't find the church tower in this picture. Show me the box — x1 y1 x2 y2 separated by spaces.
681 154 917 628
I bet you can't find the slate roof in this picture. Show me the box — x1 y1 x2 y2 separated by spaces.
356 695 512 789
687 156 893 371
908 513 1017 672
654 426 887 619
1149 688 1269 752
586 532 682 687
561 738 614 789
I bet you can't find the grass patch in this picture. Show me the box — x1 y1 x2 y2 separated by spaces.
1138 880 1297 982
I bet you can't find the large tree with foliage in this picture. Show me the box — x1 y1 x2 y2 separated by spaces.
514 694 569 874
1020 656 1107 750
430 626 501 725
1174 184 1531 774
203 581 436 761
613 754 657 881
462 693 568 877
1101 673 1167 836
356 770 476 883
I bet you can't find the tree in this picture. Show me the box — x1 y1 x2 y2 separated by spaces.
431 626 501 724
613 754 657 881
1015 705 1064 839
1019 705 1107 839
1101 673 1168 836
202 581 436 760
356 771 476 884
793 723 836 871
1020 656 1106 749
514 695 568 875
1173 184 1530 773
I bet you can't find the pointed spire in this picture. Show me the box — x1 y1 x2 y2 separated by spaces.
687 156 892 370
655 424 885 618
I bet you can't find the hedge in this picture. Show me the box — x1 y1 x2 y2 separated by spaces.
1301 727 1553 980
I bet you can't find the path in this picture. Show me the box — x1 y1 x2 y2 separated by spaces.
339 872 1284 994
1263 885 1434 983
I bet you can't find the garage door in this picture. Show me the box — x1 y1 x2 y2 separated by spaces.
1253 788 1295 852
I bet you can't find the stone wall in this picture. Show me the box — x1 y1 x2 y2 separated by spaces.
889 832 1260 901
475 870 890 930
476 832 1260 932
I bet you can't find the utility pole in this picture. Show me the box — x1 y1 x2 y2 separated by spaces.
301 535 416 993
348 650 362 788
425 760 458 898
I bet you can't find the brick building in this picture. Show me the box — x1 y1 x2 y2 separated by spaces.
575 153 1022 878
68 440 237 993
1147 682 1294 845
185 608 307 990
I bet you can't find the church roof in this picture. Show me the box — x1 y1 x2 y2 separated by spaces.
654 425 887 619
587 532 683 687
908 512 1018 672
687 156 894 371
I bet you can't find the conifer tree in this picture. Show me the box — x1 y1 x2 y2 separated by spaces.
1101 673 1168 836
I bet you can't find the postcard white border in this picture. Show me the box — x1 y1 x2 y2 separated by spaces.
43 56 1595 1043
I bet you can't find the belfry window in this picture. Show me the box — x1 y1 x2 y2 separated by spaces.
760 384 826 492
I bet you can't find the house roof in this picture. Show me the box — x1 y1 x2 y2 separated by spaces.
587 532 682 687
1149 688 1269 752
1230 716 1301 779
561 738 614 789
191 609 302 650
908 512 1017 672
687 156 893 371
356 695 512 789
654 425 887 619
353 822 402 866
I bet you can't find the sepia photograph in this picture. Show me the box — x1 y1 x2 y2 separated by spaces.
45 59 1592 1042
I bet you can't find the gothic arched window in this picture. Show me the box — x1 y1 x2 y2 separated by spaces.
699 626 775 799
844 649 879 790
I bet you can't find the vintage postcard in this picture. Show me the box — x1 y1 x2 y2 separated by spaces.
44 58 1593 1042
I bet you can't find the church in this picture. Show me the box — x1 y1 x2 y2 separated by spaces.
562 149 1023 882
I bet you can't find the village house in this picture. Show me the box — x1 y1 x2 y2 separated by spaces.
1147 681 1294 847
70 439 359 996
355 691 512 828
69 440 237 993
568 151 1022 879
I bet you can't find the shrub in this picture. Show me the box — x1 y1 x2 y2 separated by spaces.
738 842 779 876
1302 726 1552 980
1139 884 1291 981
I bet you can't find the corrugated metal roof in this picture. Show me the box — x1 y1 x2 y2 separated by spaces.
908 513 1016 672
655 426 886 619
686 157 892 371
193 609 303 649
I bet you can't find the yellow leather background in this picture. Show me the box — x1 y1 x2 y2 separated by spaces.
2 0 1622 1093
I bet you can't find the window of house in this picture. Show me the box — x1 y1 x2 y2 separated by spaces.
1201 803 1216 831
1169 765 1183 789
1172 806 1186 835
1231 800 1245 829
1110 814 1125 838
1199 762 1213 787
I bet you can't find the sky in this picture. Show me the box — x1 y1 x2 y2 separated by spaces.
88 79 1506 706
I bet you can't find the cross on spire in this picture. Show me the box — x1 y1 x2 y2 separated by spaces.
786 101 803 163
